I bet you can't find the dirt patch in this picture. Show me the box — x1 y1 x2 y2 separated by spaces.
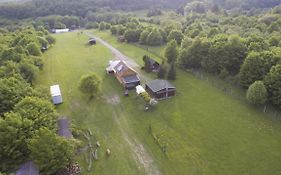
112 112 161 175
105 94 120 105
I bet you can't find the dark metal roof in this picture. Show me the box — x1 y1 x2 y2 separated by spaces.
146 79 175 92
122 75 140 83
58 118 73 139
16 161 39 175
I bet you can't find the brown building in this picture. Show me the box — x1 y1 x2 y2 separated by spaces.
107 60 140 89
145 79 176 99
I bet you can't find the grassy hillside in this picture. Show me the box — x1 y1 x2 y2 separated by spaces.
36 31 281 175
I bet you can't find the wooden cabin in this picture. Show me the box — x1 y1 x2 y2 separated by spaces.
106 60 140 89
145 79 176 99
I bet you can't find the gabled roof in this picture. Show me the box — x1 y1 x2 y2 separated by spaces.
113 60 137 77
58 118 73 139
16 161 39 175
146 79 175 92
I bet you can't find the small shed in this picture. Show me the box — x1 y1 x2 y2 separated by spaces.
16 161 39 175
145 79 176 100
88 38 96 45
50 85 63 105
51 28 70 33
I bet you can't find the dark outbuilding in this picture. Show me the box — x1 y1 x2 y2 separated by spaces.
145 79 176 99
88 38 96 45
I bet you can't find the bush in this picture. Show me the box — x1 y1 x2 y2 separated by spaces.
79 73 101 99
140 91 151 103
246 81 267 105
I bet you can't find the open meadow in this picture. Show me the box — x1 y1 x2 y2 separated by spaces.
36 31 281 175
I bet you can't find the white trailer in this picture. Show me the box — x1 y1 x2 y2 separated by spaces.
50 85 63 105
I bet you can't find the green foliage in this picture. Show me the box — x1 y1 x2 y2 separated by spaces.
0 77 33 115
140 91 151 103
117 25 126 35
26 42 42 56
167 30 184 45
146 29 163 46
79 73 101 99
46 35 56 45
85 22 99 29
28 128 77 175
167 63 176 80
165 40 178 63
124 29 140 42
0 112 34 172
264 64 281 108
14 97 58 131
139 30 150 44
19 59 39 84
246 81 268 105
110 25 118 35
239 51 280 88
179 38 208 69
99 22 106 30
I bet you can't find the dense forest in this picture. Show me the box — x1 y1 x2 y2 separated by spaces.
1 0 281 174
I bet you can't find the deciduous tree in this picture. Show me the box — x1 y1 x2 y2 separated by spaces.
165 40 178 64
79 73 101 99
246 81 267 105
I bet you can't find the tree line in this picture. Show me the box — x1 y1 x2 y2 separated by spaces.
0 27 79 175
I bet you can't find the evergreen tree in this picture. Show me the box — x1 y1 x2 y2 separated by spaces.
167 63 176 80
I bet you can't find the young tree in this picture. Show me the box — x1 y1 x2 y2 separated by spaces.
246 81 268 105
167 30 184 45
264 64 281 108
28 128 77 175
167 63 176 80
79 73 101 99
165 40 178 64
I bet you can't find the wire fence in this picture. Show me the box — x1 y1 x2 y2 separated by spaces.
189 69 281 121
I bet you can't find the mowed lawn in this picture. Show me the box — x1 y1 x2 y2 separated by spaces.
37 31 281 175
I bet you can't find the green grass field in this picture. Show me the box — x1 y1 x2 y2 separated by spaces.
36 31 281 175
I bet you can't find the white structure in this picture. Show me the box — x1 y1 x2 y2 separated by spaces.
136 85 145 95
50 85 63 105
52 28 70 34
106 60 121 73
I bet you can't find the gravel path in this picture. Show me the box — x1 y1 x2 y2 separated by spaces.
86 32 161 175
